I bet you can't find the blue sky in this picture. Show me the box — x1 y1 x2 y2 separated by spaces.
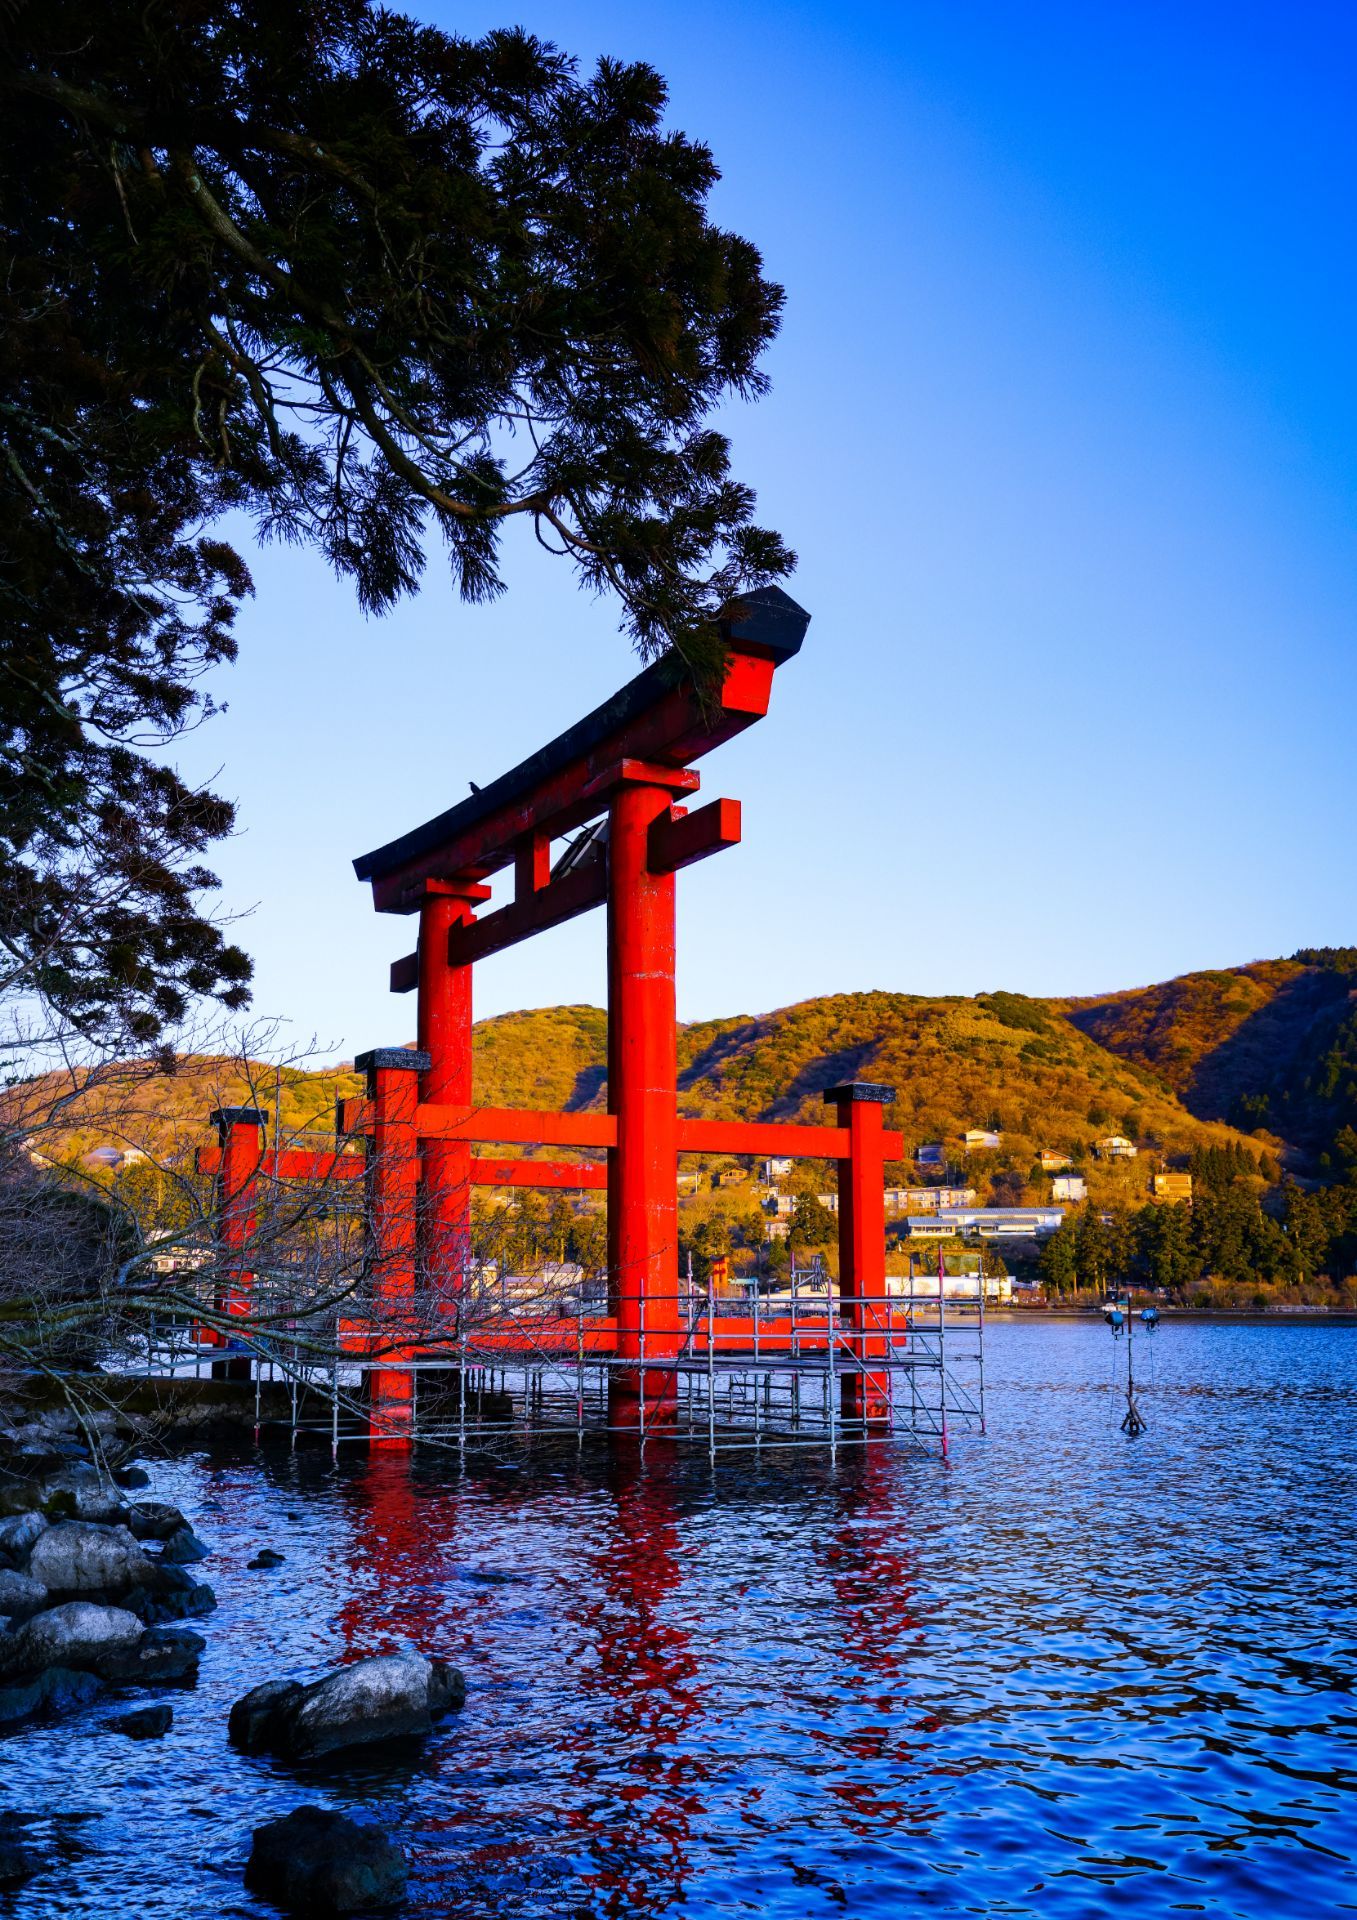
176 0 1357 1060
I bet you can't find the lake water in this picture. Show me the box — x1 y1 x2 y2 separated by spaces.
2 1320 1354 1918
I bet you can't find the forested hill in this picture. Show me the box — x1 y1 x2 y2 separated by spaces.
18 952 1356 1185
1063 949 1357 1169
474 992 1264 1193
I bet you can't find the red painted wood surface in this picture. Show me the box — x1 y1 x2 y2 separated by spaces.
201 1145 603 1191
647 797 742 875
471 1158 606 1191
418 885 478 1299
676 1118 906 1159
213 1113 265 1377
445 858 607 969
831 1090 893 1423
338 1102 903 1163
365 649 773 911
338 1311 911 1357
607 777 681 1422
366 1062 421 1444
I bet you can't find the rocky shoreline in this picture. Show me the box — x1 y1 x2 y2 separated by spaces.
0 1399 465 1912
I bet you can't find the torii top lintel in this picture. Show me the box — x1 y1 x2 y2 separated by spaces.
353 586 810 914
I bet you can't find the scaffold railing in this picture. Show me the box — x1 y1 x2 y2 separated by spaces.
107 1259 987 1463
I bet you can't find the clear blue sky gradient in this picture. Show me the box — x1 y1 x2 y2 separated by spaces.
175 0 1357 1061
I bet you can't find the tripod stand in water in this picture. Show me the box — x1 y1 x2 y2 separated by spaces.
1103 1291 1160 1436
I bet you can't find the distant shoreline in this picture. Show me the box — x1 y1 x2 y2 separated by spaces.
988 1308 1357 1324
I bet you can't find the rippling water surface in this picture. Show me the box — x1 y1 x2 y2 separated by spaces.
2 1320 1354 1918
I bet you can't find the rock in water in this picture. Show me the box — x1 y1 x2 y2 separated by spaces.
27 1522 153 1594
7 1601 143 1674
428 1658 467 1715
228 1678 303 1751
113 1466 152 1490
247 1548 285 1569
0 1666 103 1726
245 1807 406 1914
124 1501 189 1543
98 1624 205 1685
109 1703 172 1739
230 1651 465 1759
160 1527 211 1566
141 1566 217 1623
39 1666 103 1715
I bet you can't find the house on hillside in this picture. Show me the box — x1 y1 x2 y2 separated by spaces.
915 1143 945 1168
1151 1172 1194 1202
715 1169 748 1187
1052 1172 1087 1202
83 1144 147 1172
816 1193 840 1214
1096 1135 1138 1160
762 1157 793 1183
909 1206 1063 1241
885 1185 978 1214
965 1128 1002 1152
764 1192 796 1217
677 1171 701 1195
1039 1149 1073 1171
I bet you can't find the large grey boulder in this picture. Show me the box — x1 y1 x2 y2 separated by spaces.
27 1522 153 1594
9 1601 143 1675
0 1601 202 1687
246 1807 406 1913
0 1570 47 1624
230 1651 464 1760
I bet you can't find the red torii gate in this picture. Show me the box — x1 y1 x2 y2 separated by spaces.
204 587 903 1437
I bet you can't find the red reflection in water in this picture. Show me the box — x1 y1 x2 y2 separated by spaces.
564 1444 707 1920
813 1445 943 1839
335 1453 461 1654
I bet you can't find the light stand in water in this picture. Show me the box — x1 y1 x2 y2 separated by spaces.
1103 1291 1159 1437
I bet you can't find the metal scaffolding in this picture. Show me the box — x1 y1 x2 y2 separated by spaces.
119 1258 987 1464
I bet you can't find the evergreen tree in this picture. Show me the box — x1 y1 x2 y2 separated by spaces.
1135 1201 1196 1294
1039 1219 1078 1294
788 1193 835 1252
1 1 791 1041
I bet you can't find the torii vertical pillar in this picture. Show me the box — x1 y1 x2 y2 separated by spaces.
607 776 683 1424
825 1082 895 1426
208 1106 266 1381
356 1048 427 1445
415 880 488 1298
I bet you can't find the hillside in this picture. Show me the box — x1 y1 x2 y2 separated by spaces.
1063 949 1357 1165
471 989 1266 1202
15 956 1349 1197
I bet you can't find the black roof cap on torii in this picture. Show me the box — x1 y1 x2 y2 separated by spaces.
353 585 809 885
